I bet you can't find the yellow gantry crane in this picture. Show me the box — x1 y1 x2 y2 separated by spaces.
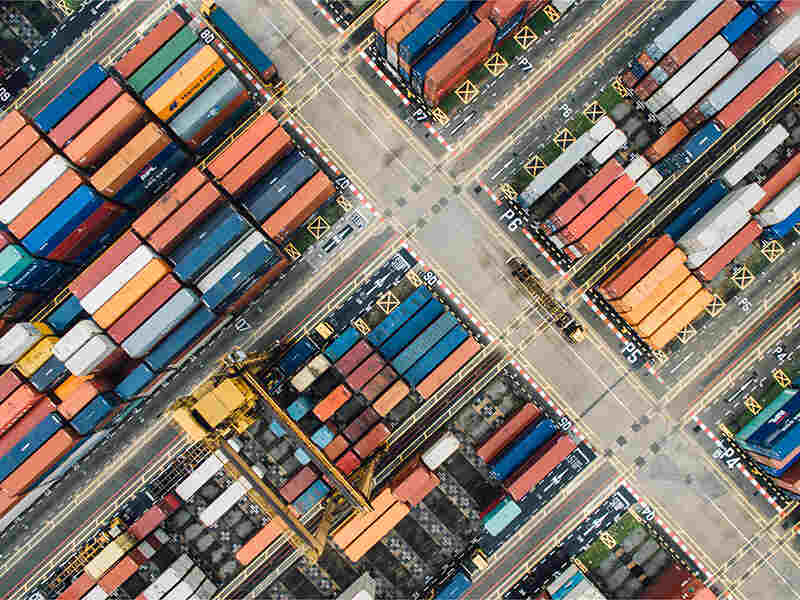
170 346 380 563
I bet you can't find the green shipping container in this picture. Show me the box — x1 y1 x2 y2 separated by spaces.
0 246 33 283
735 387 799 444
127 27 198 93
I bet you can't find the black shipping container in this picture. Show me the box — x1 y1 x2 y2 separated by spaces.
310 369 340 399
297 412 322 436
120 572 149 598
150 545 178 572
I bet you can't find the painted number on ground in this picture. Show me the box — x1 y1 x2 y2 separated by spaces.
500 208 522 232
423 270 439 287
199 28 216 44
622 341 643 365
712 444 741 470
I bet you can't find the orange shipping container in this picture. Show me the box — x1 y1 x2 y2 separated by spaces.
208 110 279 178
225 255 289 314
374 0 420 37
613 187 648 221
57 378 113 419
372 379 409 416
313 384 351 421
332 488 396 549
416 337 481 399
609 247 687 313
344 501 410 562
54 375 89 403
597 234 675 300
145 46 226 121
646 288 712 350
90 123 170 197
92 258 171 328
114 12 187 77
661 0 740 70
133 167 208 238
324 435 349 461
220 127 293 196
9 169 83 239
0 489 21 520
147 182 224 253
263 171 335 243
387 0 442 64
236 517 287 565
0 140 54 203
644 121 689 163
754 152 800 213
571 211 622 257
634 275 702 338
0 125 40 175
621 263 690 326
1 429 80 495
0 383 43 435
64 94 147 168
58 574 94 600
98 555 141 594
0 110 28 150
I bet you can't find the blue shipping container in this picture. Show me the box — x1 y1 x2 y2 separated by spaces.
490 418 557 480
0 413 63 482
630 61 647 82
45 294 86 334
742 389 800 455
324 327 360 362
677 122 724 165
202 242 276 312
367 286 432 346
0 246 67 293
34 64 107 132
142 42 205 100
70 393 117 435
72 210 135 268
393 311 457 374
754 451 800 477
114 363 157 400
287 396 314 420
720 7 758 44
483 496 521 536
145 306 217 372
379 298 444 360
22 186 105 258
404 325 468 386
243 153 319 222
752 0 779 15
292 479 330 514
270 420 286 437
280 337 318 375
411 16 478 96
29 355 69 392
208 6 276 78
551 572 585 600
114 143 191 208
311 425 334 448
398 1 470 70
766 204 800 239
435 572 471 600
494 5 525 46
295 447 311 465
664 180 728 241
736 388 797 444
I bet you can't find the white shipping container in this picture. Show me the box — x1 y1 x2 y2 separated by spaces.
0 322 46 364
138 540 156 559
175 451 226 501
700 44 779 117
767 14 800 53
308 353 331 374
520 134 598 207
145 555 194 600
624 155 650 181
81 245 155 314
550 0 576 12
192 579 217 600
638 168 663 195
588 115 615 142
65 334 117 376
685 211 751 269
0 156 70 224
590 129 627 165
197 231 266 293
83 587 109 600
756 177 800 226
199 476 252 527
122 289 200 359
53 319 103 362
165 567 205 600
291 366 315 392
421 432 460 470
679 184 764 253
723 124 789 188
152 528 170 544
648 0 723 59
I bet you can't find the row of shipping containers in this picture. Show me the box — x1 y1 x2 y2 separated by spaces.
372 0 577 107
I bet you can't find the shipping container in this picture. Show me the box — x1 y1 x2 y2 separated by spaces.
391 457 438 505
133 168 207 238
374 0 420 38
404 325 468 387
0 383 42 437
634 276 701 338
236 517 286 565
312 423 335 449
0 245 67 293
324 327 359 362
489 418 557 481
220 126 293 196
280 466 316 502
434 571 471 600
243 152 319 223
386 0 442 71
506 433 576 500
0 125 41 176
53 320 101 364
0 155 70 227
344 501 410 562
597 235 675 300
122 289 199 358
758 179 800 226
142 41 206 100
312 384 350 422
0 140 55 209
80 244 154 313
64 334 119 377
49 79 123 150
108 274 180 343
279 337 318 375
16 336 58 377
200 476 252 526
544 159 623 233
335 339 373 377
142 554 194 600
368 286 432 347
0 322 51 364
421 431 459 470
379 298 444 360
175 450 226 500
332 487 395 548
477 403 542 463
344 407 380 443
9 169 82 243
35 64 107 133
665 180 728 241
393 311 457 375
207 4 276 80
353 422 390 457
646 288 713 349
223 254 288 315
0 369 22 403
556 175 635 244
0 111 28 150
127 26 199 93
114 12 188 78
716 58 786 129
608 247 687 313
645 0 726 62
736 388 798 446
292 479 330 514
483 495 521 536
201 240 280 312
69 231 139 299
208 110 279 178
114 363 156 400
263 170 335 243
146 306 216 372
324 434 348 461
98 554 143 595
147 183 224 254
373 379 409 416
621 262 690 326
398 1 470 77
0 412 63 484
416 336 480 399
722 124 788 187
361 365 397 402
411 16 478 96
291 354 331 393
696 220 762 281
755 152 800 216
335 450 361 476
70 393 119 434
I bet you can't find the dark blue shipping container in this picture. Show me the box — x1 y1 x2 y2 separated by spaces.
367 286 433 346
34 63 107 132
434 571 471 600
145 306 217 372
114 363 156 399
677 122 724 165
243 152 319 222
756 452 800 477
114 143 191 208
0 413 63 482
404 325 469 386
742 389 800 456
142 42 205 100
287 396 313 420
170 208 251 283
494 5 525 46
752 0 779 15
324 327 360 362
379 298 444 359
70 393 117 435
411 16 478 96
292 479 330 514
192 99 254 155
208 5 276 79
629 61 647 82
280 337 318 375
721 7 758 44
490 418 557 480
72 210 136 267
766 205 800 239
376 34 388 59
664 180 728 240
3 249 68 293
393 311 457 374
30 355 69 392
45 294 87 334
398 1 469 71
22 186 104 258
202 242 276 311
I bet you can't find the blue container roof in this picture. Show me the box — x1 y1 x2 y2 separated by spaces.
400 1 467 62
412 16 478 82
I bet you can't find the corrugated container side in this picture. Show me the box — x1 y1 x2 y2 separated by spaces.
59 574 95 600
0 369 23 403
0 111 28 150
208 110 279 178
379 299 443 360
754 152 800 213
126 27 201 94
353 422 390 458
133 168 207 238
556 175 634 244
477 403 541 463
416 336 480 398
8 170 83 239
646 288 713 349
114 12 187 78
663 0 741 69
147 184 224 254
0 125 40 176
374 0 419 37
373 379 409 416
621 263 690 326
609 247 688 313
235 518 286 565
597 234 675 299
263 171 335 243
49 78 124 148
279 466 316 502
634 276 702 338
506 434 577 500
367 286 432 346
107 274 181 343
1 428 80 495
34 64 107 133
332 487 395 548
0 140 54 205
386 0 442 69
644 121 690 163
695 220 762 281
361 365 397 402
0 383 43 435
545 159 623 232
69 231 141 299
344 502 410 562
220 127 293 196
343 407 380 443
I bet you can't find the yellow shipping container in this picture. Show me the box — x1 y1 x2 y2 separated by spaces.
609 247 687 314
16 336 58 377
84 532 136 580
645 288 713 350
93 258 170 328
634 276 702 338
146 46 226 121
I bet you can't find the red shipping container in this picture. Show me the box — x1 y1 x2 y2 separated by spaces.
404 471 439 507
224 255 289 315
545 159 623 233
314 384 351 422
0 369 23 403
0 231 12 253
57 378 112 420
374 0 419 37
695 221 762 282
621 69 639 89
133 168 208 238
597 234 675 300
335 339 372 376
353 423 390 458
0 125 40 175
660 0 740 73
108 274 181 343
144 530 166 552
477 403 541 463
47 202 127 262
346 353 385 391
1 428 80 495
0 398 57 457
633 75 660 100
58 573 94 600
479 493 505 519
324 434 349 461
730 29 760 60
680 105 706 131
98 555 142 594
556 175 634 244
335 450 360 475
2 293 40 320
0 111 28 150
128 505 169 540
569 211 623 259
0 383 44 436
220 127 293 196
114 11 188 78
716 61 787 131
390 457 429 501
69 231 141 299
49 78 124 148
775 459 800 494
505 434 577 501
9 169 84 239
344 407 380 443
0 140 54 203
147 184 224 253
208 110 280 178
262 170 335 244
361 365 397 402
159 492 180 514
755 150 800 213
280 466 317 502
